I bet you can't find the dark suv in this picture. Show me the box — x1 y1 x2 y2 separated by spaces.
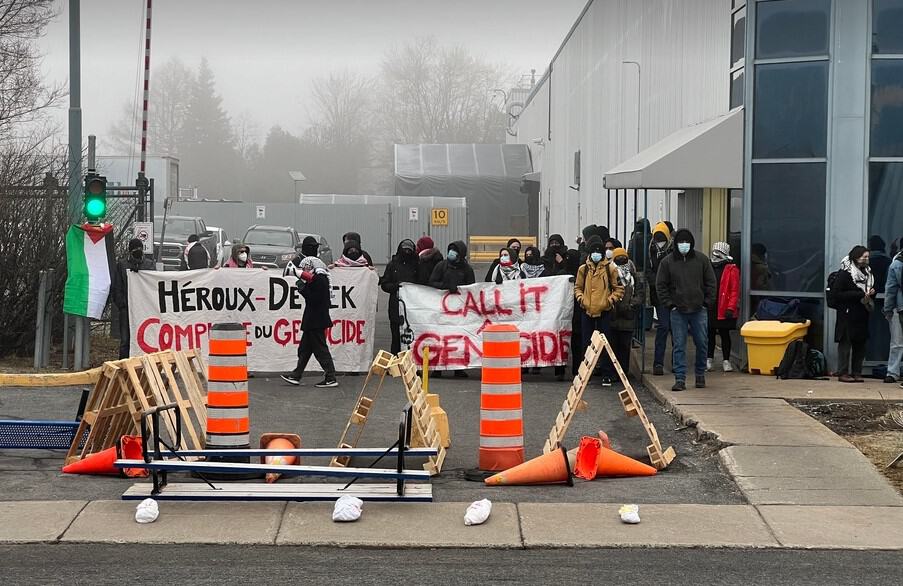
153 215 217 270
241 225 333 268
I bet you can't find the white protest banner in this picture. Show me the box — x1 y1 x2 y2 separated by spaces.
128 267 379 372
399 276 574 370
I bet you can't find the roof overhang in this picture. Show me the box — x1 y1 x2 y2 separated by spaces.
522 171 541 183
603 107 744 190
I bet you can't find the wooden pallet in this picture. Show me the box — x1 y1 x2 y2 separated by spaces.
542 330 606 455
542 332 676 470
65 350 208 465
393 350 446 475
330 351 395 468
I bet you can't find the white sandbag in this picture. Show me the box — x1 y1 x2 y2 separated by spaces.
135 498 159 524
332 495 363 522
619 504 640 524
464 499 492 526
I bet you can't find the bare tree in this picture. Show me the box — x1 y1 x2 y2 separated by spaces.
377 37 510 145
308 71 373 150
107 57 195 156
0 0 65 140
233 109 261 162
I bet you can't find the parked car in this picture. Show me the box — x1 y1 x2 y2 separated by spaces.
153 215 217 270
206 225 232 267
241 225 333 268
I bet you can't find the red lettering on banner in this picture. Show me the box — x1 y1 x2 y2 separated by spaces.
441 289 514 318
327 320 366 345
519 283 549 314
136 317 160 353
273 318 294 346
440 292 462 315
194 322 209 348
493 288 512 315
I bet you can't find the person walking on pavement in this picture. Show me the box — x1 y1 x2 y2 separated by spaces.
882 242 903 383
706 242 740 373
609 247 641 382
429 240 476 378
111 238 155 359
485 238 522 281
656 229 716 391
575 236 625 387
833 246 876 383
416 236 443 285
223 243 254 268
647 222 672 375
281 255 338 388
180 234 210 270
381 239 419 354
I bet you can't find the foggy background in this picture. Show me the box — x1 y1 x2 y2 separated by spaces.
33 0 586 198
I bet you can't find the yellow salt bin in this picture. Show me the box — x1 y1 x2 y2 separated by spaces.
740 320 811 375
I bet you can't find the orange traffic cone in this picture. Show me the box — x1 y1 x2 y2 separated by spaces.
260 433 301 483
574 436 602 480
484 446 573 486
596 446 657 478
119 435 148 478
61 446 119 476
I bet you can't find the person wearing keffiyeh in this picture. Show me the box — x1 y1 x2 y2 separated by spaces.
833 245 877 383
335 240 371 268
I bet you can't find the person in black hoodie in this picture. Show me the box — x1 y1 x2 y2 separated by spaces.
381 239 419 353
656 228 716 392
429 240 475 378
112 238 155 359
627 218 652 273
543 234 568 275
180 234 210 270
281 256 338 388
342 231 373 266
484 238 523 281
416 236 442 285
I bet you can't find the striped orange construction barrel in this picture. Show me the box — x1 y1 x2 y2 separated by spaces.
479 324 524 471
207 323 250 457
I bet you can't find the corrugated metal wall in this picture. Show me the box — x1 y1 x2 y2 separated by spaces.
156 196 467 264
510 0 730 245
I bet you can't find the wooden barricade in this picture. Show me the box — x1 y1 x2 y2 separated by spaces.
65 349 208 465
542 332 676 470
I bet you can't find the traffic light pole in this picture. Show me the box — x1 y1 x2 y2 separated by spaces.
67 0 82 225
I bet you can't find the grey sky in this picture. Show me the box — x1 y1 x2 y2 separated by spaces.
39 0 586 150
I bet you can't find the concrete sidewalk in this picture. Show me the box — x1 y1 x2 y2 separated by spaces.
2 499 903 550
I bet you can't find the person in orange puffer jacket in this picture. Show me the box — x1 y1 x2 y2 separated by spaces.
707 241 740 372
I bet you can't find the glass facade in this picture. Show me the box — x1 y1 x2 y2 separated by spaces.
750 163 826 293
870 60 903 157
873 0 903 54
753 62 828 158
755 0 831 59
868 163 903 252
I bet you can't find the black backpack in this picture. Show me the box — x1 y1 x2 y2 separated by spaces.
775 339 810 380
806 348 828 379
825 270 843 309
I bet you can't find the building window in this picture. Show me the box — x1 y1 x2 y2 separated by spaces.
732 7 747 69
869 162 903 256
753 61 828 158
730 69 745 108
750 162 826 293
870 60 903 157
755 0 831 60
873 0 903 54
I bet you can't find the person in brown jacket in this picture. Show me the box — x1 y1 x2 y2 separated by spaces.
575 236 625 386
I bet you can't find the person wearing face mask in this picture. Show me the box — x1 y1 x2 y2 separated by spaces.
489 247 522 284
429 240 475 378
342 232 373 266
416 236 443 285
111 238 155 359
542 234 568 276
706 242 740 373
833 246 876 383
647 221 672 376
380 239 419 353
575 236 625 387
485 238 522 281
334 240 370 268
656 229 716 392
609 247 642 380
224 243 254 268
521 246 547 279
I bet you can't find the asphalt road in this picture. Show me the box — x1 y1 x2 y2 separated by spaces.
1 544 901 585
0 281 743 504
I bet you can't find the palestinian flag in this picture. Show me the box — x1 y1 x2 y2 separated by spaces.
64 223 116 319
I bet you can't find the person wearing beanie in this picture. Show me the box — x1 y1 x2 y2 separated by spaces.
706 242 740 373
575 236 625 387
429 240 475 378
342 231 373 266
111 238 155 359
647 221 673 375
335 240 370 268
656 228 716 391
609 246 642 379
381 239 419 353
416 236 443 285
542 234 568 276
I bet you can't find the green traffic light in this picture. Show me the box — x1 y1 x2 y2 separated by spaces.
85 197 106 220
